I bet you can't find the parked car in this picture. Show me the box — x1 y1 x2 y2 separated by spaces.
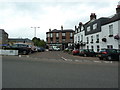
79 49 96 57
8 43 31 55
53 47 60 51
72 49 79 55
37 47 45 52
98 49 120 61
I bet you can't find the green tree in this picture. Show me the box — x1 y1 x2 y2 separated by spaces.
32 37 46 48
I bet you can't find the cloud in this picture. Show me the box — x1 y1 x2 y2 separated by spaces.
0 0 119 40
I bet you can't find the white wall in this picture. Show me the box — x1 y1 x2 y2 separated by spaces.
85 32 101 52
101 21 119 49
0 49 18 55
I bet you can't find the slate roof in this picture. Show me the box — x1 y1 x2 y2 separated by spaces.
102 12 120 25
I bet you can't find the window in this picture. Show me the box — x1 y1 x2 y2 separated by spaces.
70 39 73 42
56 33 59 37
91 46 94 51
87 26 90 32
87 46 89 49
86 37 89 44
91 36 93 43
93 23 97 30
70 33 73 37
62 39 65 42
109 25 113 36
97 45 100 52
96 34 99 43
81 35 83 42
107 45 113 49
78 36 80 42
62 33 66 36
56 39 59 43
50 33 53 37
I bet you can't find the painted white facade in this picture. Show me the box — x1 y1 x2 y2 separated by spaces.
85 32 102 52
101 20 120 49
74 19 120 52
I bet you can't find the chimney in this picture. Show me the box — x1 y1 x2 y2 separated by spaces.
90 13 96 20
116 1 120 14
79 22 82 26
61 25 63 30
49 28 51 32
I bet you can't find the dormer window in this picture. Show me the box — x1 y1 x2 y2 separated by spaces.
93 23 97 30
87 26 90 32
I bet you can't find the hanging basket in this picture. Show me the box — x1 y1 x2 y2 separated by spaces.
114 35 120 40
102 38 107 42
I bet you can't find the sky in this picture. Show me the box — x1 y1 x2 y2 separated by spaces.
0 0 119 41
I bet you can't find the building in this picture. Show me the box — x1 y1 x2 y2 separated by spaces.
0 29 9 48
101 3 120 49
8 38 34 45
74 2 120 52
46 26 75 50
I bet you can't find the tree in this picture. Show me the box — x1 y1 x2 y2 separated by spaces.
32 37 46 48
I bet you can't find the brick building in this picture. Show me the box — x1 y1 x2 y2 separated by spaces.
46 26 75 50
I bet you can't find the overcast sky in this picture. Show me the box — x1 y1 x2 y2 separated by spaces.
0 0 119 41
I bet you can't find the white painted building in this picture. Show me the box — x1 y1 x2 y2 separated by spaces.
74 2 120 52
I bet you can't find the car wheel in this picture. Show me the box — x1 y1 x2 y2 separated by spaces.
99 57 103 60
107 56 112 61
84 54 87 57
23 50 27 55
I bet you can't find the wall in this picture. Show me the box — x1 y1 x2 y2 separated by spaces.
101 21 119 49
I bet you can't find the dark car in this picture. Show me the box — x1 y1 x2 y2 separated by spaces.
98 49 120 61
9 43 31 55
79 49 96 57
37 47 45 52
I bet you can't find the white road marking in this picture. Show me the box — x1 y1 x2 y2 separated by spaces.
103 61 112 63
94 61 102 63
61 57 67 61
19 55 21 57
26 55 29 58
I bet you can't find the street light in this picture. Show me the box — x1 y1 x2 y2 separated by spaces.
31 27 40 37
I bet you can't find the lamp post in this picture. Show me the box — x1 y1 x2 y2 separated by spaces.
31 27 40 37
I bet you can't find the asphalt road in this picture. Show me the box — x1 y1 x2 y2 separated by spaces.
2 51 119 88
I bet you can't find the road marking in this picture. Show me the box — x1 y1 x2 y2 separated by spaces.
26 55 29 58
19 55 21 57
94 61 102 63
61 57 67 61
103 61 113 63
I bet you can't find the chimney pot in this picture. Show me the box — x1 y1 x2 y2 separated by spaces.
61 25 63 30
116 1 120 13
90 13 96 20
49 28 51 32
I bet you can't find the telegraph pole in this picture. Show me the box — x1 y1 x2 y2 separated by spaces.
31 27 40 37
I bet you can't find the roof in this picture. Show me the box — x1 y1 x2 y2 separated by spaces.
46 29 75 33
102 12 120 25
